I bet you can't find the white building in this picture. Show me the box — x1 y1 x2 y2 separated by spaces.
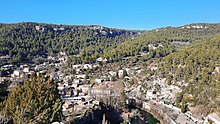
142 102 151 110
109 71 117 77
205 113 220 124
75 74 86 79
83 64 92 69
78 85 91 93
71 83 78 88
72 64 82 69
57 83 65 90
96 57 103 62
11 70 20 78
118 70 125 78
95 78 103 84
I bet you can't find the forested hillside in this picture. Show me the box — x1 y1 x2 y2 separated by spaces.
1 22 220 121
0 22 140 64
100 23 220 61
1 22 220 65
158 36 220 114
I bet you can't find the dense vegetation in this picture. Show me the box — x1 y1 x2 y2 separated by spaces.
0 22 140 64
0 80 10 102
101 31 176 61
1 22 220 118
0 74 62 124
100 23 220 62
159 36 220 114
1 22 220 65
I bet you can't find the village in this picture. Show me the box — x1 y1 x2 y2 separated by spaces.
1 52 220 124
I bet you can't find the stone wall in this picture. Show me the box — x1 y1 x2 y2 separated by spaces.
142 102 176 124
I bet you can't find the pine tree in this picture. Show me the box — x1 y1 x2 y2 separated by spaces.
1 74 62 124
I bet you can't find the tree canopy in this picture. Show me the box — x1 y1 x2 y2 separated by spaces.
0 74 62 124
158 36 220 113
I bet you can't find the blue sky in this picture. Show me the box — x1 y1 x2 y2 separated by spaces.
0 0 220 30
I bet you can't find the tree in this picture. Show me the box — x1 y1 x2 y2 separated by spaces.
0 80 10 102
1 74 62 124
119 91 127 109
181 101 186 113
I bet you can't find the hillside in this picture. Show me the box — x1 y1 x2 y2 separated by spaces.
100 23 220 62
1 22 220 122
0 22 141 65
1 23 220 65
158 36 220 115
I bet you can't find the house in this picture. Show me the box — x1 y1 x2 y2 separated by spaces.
74 104 94 111
35 65 44 71
205 113 220 124
96 57 103 62
57 83 65 90
43 62 49 66
62 101 74 112
52 122 64 124
109 71 117 77
50 72 59 79
0 77 7 83
54 63 61 67
91 81 122 98
72 64 82 69
71 82 78 88
104 58 108 62
2 64 14 69
48 56 56 60
59 52 66 56
148 62 158 71
95 78 104 84
92 100 100 105
65 75 72 80
73 90 78 96
146 89 157 100
11 70 20 78
78 92 85 96
108 75 115 81
23 67 29 73
118 70 126 78
91 88 112 96
78 85 91 93
62 96 85 103
59 27 65 31
83 64 92 69
142 102 151 110
74 79 81 84
75 74 86 79
58 57 67 62
146 90 153 97
64 90 72 97
28 71 35 76
35 25 41 30
215 67 220 74
148 44 157 50
125 68 132 75
92 64 99 68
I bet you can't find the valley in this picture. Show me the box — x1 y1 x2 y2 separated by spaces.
0 22 220 124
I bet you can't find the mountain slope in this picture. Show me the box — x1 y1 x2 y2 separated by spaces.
100 23 220 61
0 22 141 64
1 22 220 65
158 36 220 114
